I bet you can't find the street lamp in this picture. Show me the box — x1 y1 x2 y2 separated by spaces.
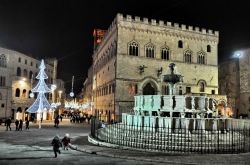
70 76 74 97
233 51 243 58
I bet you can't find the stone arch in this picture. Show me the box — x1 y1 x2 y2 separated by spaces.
183 49 192 63
145 42 155 58
138 77 160 95
128 40 139 56
17 107 22 113
197 80 207 92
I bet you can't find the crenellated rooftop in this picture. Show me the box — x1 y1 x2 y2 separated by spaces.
93 13 219 57
116 13 219 37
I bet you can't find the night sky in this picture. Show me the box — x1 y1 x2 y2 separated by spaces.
0 0 250 94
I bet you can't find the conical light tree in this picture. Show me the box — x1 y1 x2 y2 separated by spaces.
26 59 52 128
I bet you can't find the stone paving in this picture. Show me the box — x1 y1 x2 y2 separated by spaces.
0 120 250 164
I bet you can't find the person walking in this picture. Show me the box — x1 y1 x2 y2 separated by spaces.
61 133 71 150
19 119 23 131
15 119 19 131
6 118 11 131
51 135 62 158
25 120 29 130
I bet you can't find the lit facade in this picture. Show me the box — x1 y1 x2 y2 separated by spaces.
90 13 225 122
219 49 250 118
0 47 65 120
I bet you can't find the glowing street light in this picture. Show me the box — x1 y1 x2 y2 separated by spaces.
233 51 243 58
51 84 57 91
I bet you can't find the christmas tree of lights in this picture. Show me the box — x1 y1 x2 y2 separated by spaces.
26 59 52 128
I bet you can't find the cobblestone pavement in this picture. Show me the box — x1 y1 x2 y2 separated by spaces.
1 120 250 165
0 120 165 165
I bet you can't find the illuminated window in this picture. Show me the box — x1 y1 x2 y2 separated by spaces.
0 54 7 68
22 89 27 98
161 47 170 60
207 45 211 52
197 51 206 64
15 88 20 97
184 49 192 63
178 40 183 48
145 43 155 58
128 40 139 56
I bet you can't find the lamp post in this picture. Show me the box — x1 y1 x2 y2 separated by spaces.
70 76 74 97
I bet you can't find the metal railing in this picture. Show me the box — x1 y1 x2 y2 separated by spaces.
91 117 250 154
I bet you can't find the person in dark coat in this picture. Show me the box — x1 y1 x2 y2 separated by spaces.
61 133 71 150
19 119 23 131
15 120 19 131
6 118 11 131
25 120 29 130
51 135 62 158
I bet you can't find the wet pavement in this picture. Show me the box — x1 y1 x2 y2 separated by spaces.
0 119 250 165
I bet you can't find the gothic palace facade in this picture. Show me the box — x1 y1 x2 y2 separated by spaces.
90 13 225 122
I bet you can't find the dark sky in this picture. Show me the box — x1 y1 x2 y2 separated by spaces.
0 0 250 94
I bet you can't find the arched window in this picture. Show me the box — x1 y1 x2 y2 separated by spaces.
15 88 20 97
0 92 2 100
28 90 31 98
161 47 170 60
29 71 33 79
145 43 155 58
0 54 7 68
22 89 27 98
199 82 205 92
23 69 28 77
16 67 21 76
18 57 21 63
207 45 211 52
128 41 139 56
197 51 206 64
178 40 183 48
184 49 192 63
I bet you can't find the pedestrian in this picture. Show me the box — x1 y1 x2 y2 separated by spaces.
101 120 106 128
40 117 43 123
51 135 62 158
15 119 19 131
6 118 11 131
61 133 71 150
25 120 29 130
19 119 23 131
60 115 63 122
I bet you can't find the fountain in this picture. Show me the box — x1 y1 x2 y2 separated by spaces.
90 63 250 154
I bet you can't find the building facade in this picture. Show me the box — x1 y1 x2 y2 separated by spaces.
91 13 224 122
219 49 250 118
0 47 64 120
